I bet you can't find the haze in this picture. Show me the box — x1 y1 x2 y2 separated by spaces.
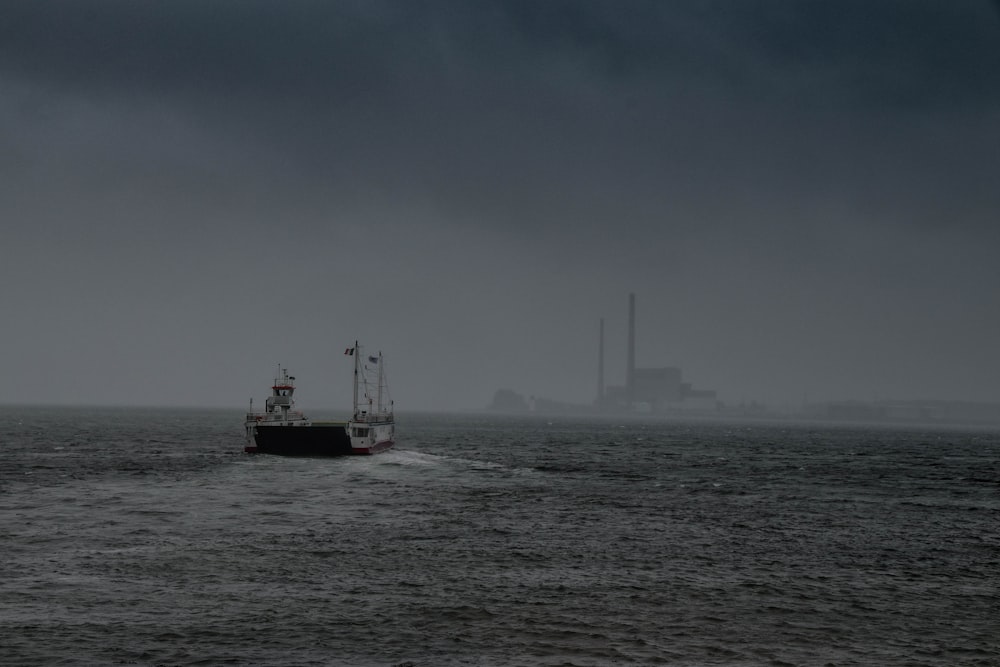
2 1 999 412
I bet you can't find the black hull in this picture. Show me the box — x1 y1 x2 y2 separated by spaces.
252 423 352 457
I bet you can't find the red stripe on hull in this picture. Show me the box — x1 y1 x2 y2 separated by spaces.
351 440 395 455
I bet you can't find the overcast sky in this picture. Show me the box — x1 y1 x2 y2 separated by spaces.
2 0 999 412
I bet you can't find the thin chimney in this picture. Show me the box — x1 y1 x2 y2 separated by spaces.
597 317 605 403
627 293 635 406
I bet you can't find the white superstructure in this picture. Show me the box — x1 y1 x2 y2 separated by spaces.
244 367 311 449
345 342 395 454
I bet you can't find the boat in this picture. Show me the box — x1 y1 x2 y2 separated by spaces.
243 366 352 456
243 343 394 456
346 342 395 454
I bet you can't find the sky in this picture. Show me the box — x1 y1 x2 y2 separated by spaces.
2 0 999 412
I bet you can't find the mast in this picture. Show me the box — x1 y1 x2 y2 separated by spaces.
353 340 359 419
377 351 383 415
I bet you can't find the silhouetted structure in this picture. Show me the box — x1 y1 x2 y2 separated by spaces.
602 293 716 412
489 388 529 412
627 293 636 405
597 317 605 404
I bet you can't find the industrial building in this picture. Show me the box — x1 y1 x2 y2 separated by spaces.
597 293 716 412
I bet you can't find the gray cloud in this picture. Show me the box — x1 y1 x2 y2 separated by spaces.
2 1 999 410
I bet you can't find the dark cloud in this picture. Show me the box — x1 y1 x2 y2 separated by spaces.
4 1 998 106
1 1 999 409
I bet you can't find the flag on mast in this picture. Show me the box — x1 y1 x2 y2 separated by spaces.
344 347 355 355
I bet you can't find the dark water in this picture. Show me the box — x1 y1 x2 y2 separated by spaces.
2 407 998 666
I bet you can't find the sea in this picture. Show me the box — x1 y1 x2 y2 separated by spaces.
1 406 997 667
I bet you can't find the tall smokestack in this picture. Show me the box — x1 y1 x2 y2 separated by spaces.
597 317 605 404
627 293 635 406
